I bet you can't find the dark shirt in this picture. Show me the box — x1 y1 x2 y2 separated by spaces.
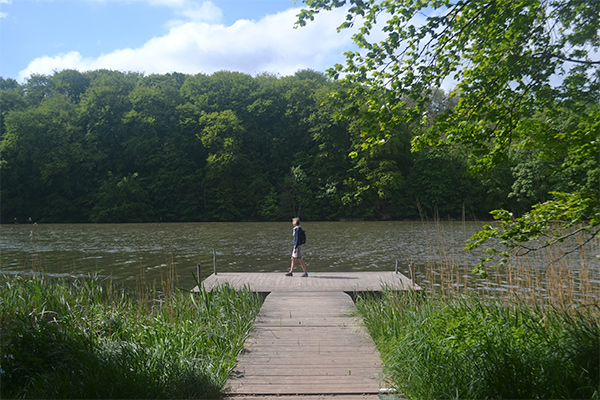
293 225 301 248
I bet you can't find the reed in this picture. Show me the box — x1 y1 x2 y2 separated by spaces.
419 220 600 305
356 289 600 399
0 273 262 399
360 221 600 399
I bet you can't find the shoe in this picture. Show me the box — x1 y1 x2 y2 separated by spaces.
301 272 308 277
285 271 293 276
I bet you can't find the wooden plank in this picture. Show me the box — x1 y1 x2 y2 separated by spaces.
245 338 372 345
239 347 379 355
225 291 386 396
230 367 382 377
229 359 382 367
225 397 381 400
227 384 381 395
230 377 381 385
225 396 382 400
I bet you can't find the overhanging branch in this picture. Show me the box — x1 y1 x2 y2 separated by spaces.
515 226 600 261
547 53 600 65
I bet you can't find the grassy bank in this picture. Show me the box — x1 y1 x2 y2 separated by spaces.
0 274 262 399
356 290 600 399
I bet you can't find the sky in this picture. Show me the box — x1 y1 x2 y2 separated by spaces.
0 0 357 82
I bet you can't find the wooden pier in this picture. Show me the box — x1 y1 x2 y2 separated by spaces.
195 271 419 399
196 271 419 294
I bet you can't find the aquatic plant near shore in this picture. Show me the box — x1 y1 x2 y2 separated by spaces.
0 274 262 399
356 290 600 399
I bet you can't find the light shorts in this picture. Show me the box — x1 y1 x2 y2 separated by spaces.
292 245 303 259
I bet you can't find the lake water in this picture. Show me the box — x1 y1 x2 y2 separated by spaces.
2 221 598 300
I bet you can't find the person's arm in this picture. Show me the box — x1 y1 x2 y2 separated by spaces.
293 227 298 249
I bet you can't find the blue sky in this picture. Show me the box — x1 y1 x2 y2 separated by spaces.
1 0 356 82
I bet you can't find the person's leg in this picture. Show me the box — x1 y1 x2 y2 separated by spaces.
298 258 307 272
286 256 295 275
298 257 308 277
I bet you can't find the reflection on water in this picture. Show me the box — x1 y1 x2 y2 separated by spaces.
1 221 598 301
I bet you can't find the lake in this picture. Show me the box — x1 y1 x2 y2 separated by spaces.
2 221 598 301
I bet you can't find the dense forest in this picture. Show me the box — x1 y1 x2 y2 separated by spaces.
0 69 588 223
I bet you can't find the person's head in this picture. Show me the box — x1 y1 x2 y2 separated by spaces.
292 217 300 226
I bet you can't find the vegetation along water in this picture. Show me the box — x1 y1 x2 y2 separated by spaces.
0 274 263 399
356 289 600 399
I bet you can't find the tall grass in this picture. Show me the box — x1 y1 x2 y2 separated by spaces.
0 273 262 399
356 290 600 399
419 220 600 304
357 222 600 399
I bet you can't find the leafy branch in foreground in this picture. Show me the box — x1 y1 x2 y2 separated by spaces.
297 0 600 267
467 191 600 276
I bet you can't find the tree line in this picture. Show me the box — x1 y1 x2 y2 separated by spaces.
0 68 584 223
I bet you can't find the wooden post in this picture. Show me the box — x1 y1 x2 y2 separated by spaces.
196 263 201 283
213 249 217 275
395 259 399 274
408 261 415 285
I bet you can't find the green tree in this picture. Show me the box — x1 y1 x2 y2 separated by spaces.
1 95 93 222
196 110 252 220
305 86 353 220
78 70 142 176
343 131 411 220
297 0 600 268
91 172 156 222
180 71 258 117
0 78 26 137
52 69 90 103
279 71 350 219
23 74 54 105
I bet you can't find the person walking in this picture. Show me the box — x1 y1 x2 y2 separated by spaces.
285 217 308 277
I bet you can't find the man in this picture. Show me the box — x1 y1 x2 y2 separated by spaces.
285 217 308 277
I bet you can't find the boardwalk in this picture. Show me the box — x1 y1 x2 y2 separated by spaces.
196 271 419 293
197 272 418 399
226 291 384 398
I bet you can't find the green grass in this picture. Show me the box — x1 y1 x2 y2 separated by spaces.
0 274 262 399
356 290 600 399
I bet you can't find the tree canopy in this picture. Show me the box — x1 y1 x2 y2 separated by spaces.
297 0 600 272
1 69 523 223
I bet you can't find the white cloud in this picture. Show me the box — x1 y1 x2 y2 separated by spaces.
0 0 11 18
172 0 222 23
18 5 354 81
